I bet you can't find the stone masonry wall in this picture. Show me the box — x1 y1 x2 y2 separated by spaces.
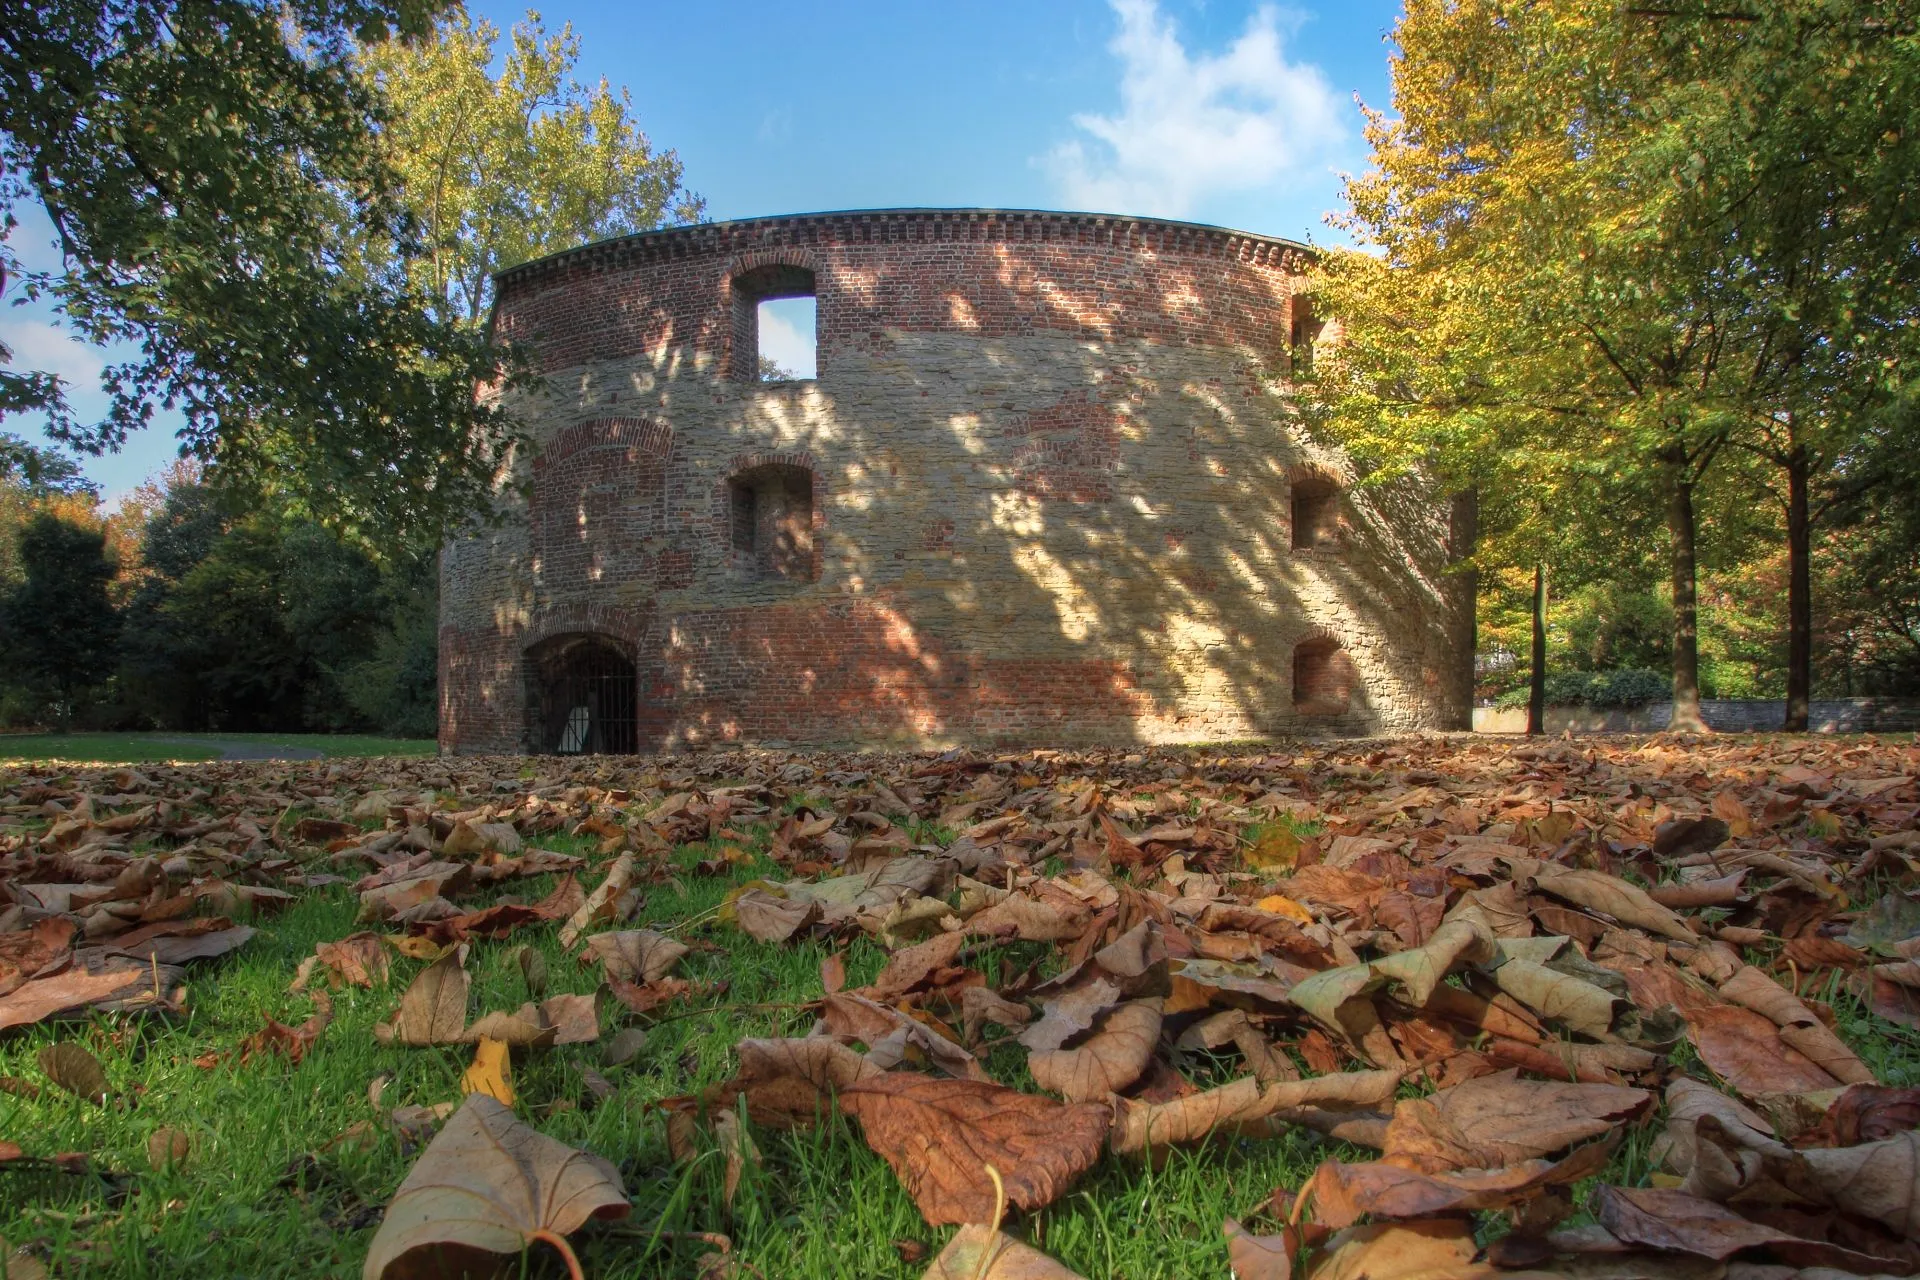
439 209 1470 753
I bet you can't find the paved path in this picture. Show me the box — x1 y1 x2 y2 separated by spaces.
156 738 326 762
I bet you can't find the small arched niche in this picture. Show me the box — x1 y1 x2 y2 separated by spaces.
1290 472 1341 551
727 462 814 581
1293 636 1358 716
525 634 638 755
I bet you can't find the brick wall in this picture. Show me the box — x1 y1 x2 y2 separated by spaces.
441 208 1468 753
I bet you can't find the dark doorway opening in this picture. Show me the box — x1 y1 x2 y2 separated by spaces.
527 634 638 755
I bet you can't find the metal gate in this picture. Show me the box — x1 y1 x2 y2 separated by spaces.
528 636 638 755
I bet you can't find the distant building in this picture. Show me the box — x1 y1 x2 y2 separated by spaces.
438 209 1470 754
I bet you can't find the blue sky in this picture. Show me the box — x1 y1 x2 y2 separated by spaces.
2 0 1403 500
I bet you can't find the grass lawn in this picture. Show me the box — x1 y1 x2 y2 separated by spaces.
0 821 1350 1279
2 741 1916 1280
0 732 436 765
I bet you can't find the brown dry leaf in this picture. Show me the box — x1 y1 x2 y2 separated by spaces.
0 917 76 998
731 889 821 943
1687 1005 1842 1097
962 988 1032 1045
1794 1083 1920 1148
558 853 641 949
373 947 469 1047
921 1225 1087 1279
714 1109 760 1212
1766 1129 1920 1238
1 1240 50 1280
147 1127 191 1170
460 1037 514 1105
294 933 388 992
1718 966 1874 1086
963 893 1083 943
580 929 689 984
0 950 184 1031
1307 1219 1497 1280
361 1094 628 1279
1028 997 1162 1102
1224 1218 1294 1280
1485 956 1623 1038
822 992 983 1078
709 1037 884 1129
1590 1185 1838 1263
839 1072 1110 1225
870 931 967 998
38 1042 107 1104
240 990 333 1064
1380 1071 1652 1173
1111 1069 1401 1156
1528 865 1698 942
1304 1139 1614 1227
107 922 256 965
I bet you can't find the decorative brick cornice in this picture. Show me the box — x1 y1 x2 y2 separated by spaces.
495 208 1314 297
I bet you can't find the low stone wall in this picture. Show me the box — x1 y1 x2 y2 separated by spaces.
1473 697 1920 735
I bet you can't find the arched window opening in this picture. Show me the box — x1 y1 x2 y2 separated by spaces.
526 635 637 755
1291 474 1340 550
1293 637 1357 716
1289 294 1321 371
727 463 813 580
732 264 817 382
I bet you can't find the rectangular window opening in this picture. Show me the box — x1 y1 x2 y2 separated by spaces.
757 295 817 381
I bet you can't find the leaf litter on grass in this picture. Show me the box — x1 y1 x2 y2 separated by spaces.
0 738 1917 1277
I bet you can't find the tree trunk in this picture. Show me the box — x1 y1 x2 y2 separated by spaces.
1527 562 1548 737
1668 475 1709 733
1784 445 1812 732
1447 489 1480 731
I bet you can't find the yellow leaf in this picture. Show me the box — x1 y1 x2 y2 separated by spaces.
1246 826 1301 872
1254 894 1314 925
460 1036 514 1106
387 935 454 963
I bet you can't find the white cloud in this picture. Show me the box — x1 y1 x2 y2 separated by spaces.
1041 0 1346 220
758 297 816 379
0 318 106 393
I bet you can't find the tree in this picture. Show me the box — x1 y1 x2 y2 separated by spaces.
358 8 703 327
0 0 524 546
1307 0 1920 733
2 512 119 727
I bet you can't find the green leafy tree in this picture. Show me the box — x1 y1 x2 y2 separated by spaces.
1308 0 1920 732
1 512 119 726
0 0 525 546
358 8 703 327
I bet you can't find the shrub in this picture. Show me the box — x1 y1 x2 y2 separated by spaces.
1493 668 1669 710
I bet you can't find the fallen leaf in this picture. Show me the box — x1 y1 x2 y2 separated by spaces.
373 947 469 1046
1687 1005 1842 1097
558 853 641 949
38 1042 107 1104
361 1094 628 1279
0 950 184 1031
922 1224 1087 1279
580 929 689 984
1224 1217 1294 1280
708 1037 884 1129
295 933 389 991
1110 1069 1401 1156
1305 1139 1614 1227
730 889 821 943
1029 998 1162 1102
460 1037 515 1105
1307 1219 1496 1280
1380 1071 1652 1173
602 1027 647 1068
840 1072 1110 1225
240 990 334 1065
1718 966 1873 1085
147 1127 190 1169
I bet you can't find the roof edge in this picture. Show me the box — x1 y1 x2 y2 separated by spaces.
492 207 1316 290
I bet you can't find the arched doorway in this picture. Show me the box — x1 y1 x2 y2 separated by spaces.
526 634 638 755
1293 636 1358 716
